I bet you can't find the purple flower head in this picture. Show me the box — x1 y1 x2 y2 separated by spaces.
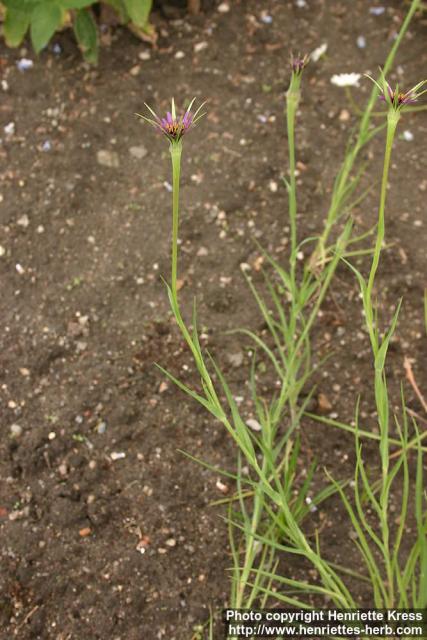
379 83 417 107
290 52 309 76
137 98 206 145
366 71 427 112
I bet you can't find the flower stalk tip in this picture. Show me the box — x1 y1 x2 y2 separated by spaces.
366 70 427 112
137 97 206 146
290 52 309 77
137 97 206 298
287 52 309 106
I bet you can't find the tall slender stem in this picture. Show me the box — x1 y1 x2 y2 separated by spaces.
286 80 300 272
363 108 400 607
170 142 182 299
365 110 399 347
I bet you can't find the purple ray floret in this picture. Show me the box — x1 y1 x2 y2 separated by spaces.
183 112 192 127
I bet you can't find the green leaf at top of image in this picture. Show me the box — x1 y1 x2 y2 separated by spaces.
60 0 94 8
73 8 98 64
30 2 62 54
3 5 31 47
123 0 152 28
1 0 39 8
104 0 128 23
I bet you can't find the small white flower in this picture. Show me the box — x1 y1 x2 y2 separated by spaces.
330 73 361 88
310 43 328 62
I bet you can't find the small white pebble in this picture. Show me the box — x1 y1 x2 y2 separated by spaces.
10 424 23 438
174 51 185 59
246 418 262 432
4 122 15 136
17 58 33 72
15 263 25 275
305 497 318 513
217 2 230 12
138 50 151 61
369 6 385 15
216 479 229 493
402 130 414 142
194 42 208 53
310 43 328 62
96 421 107 434
269 180 278 192
0 246 5 257
356 35 366 49
110 451 126 461
17 214 30 228
48 432 56 440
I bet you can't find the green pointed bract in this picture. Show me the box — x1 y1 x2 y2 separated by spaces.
185 97 196 116
144 101 160 121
